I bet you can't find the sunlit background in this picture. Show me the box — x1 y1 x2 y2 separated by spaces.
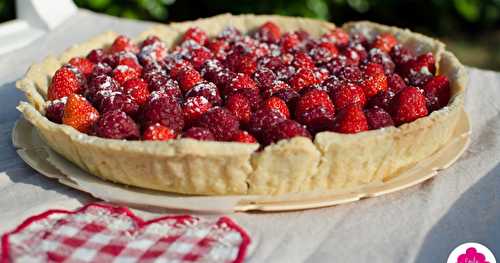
1 0 499 70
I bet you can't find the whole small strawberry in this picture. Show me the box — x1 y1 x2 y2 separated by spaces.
225 93 252 124
361 63 388 98
188 47 213 70
292 52 315 70
254 21 281 43
176 68 203 92
185 81 222 106
47 66 83 100
309 41 338 63
68 57 95 77
281 32 301 53
331 83 367 110
390 86 429 125
423 75 451 111
122 78 150 106
331 105 369 134
289 68 318 92
143 123 176 141
113 65 141 85
62 94 99 133
262 97 290 119
371 33 398 53
182 96 212 126
296 89 335 115
232 130 257 143
110 35 139 54
181 27 208 45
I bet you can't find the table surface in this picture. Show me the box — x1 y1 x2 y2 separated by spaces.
1 10 499 263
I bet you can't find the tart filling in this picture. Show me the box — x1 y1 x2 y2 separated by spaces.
17 14 466 195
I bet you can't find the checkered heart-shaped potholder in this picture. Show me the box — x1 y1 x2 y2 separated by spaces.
1 203 251 263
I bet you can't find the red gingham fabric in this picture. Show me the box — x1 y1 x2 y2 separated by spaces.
1 203 251 263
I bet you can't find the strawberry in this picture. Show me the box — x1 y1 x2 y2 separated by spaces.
62 94 99 133
296 89 335 115
232 130 257 143
289 68 318 92
423 75 451 111
254 21 281 43
225 73 258 95
188 47 213 70
331 83 367 110
329 28 350 47
309 41 338 63
207 39 229 60
143 123 176 141
281 32 301 52
225 93 252 124
365 107 394 129
181 27 208 45
292 52 315 70
361 63 388 98
182 96 212 125
331 105 369 134
372 33 398 53
47 66 83 100
400 52 436 86
262 97 290 119
390 86 429 125
112 65 141 85
68 57 94 77
122 78 150 106
176 68 203 92
110 35 138 54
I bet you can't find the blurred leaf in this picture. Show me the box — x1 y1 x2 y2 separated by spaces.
347 0 370 13
453 0 481 21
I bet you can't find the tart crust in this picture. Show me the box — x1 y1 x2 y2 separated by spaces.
16 14 467 195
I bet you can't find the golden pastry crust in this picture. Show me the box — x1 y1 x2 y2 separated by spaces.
16 14 467 195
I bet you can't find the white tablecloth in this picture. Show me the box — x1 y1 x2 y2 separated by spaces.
1 10 499 262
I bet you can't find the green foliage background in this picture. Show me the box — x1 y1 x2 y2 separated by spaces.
1 0 499 69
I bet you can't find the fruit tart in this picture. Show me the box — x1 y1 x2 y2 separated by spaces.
17 14 467 195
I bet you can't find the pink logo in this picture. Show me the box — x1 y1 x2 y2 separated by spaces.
457 247 490 263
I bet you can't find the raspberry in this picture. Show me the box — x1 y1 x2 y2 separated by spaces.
198 107 240 141
320 75 343 94
146 74 182 99
141 35 162 48
112 65 141 85
365 107 394 129
86 49 106 63
182 96 212 126
254 21 281 43
181 27 208 45
95 110 140 140
331 83 367 110
331 105 369 134
68 57 94 77
289 68 318 92
110 35 138 54
188 47 213 70
90 63 113 78
233 88 262 110
224 50 257 75
207 39 229 60
368 48 395 74
329 28 350 47
176 67 203 92
141 94 185 132
350 33 369 47
371 33 398 53
62 94 100 134
183 127 215 141
48 66 83 100
116 53 142 72
390 87 429 125
262 97 290 119
292 52 315 70
387 73 407 94
324 57 348 75
168 59 193 79
262 120 311 145
341 48 362 66
296 89 335 115
367 91 395 111
248 108 286 138
224 73 257 95
281 32 301 53
390 44 414 67
423 75 451 111
400 52 435 86
225 93 252 124
232 130 257 143
122 78 150 106
337 66 363 84
143 123 176 141
314 67 330 83
309 42 338 63
254 67 277 89
262 80 290 98
85 74 120 104
217 26 242 41
45 98 67 124
185 81 222 106
138 42 167 66
296 106 335 134
98 91 140 117
361 63 388 98
270 88 300 110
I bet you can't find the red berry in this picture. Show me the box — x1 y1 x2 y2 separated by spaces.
233 88 262 111
309 42 338 63
248 108 286 137
329 28 350 47
225 93 252 124
185 81 222 106
262 80 291 98
281 32 301 52
207 39 229 60
367 91 395 111
112 65 141 85
400 52 435 86
188 47 213 70
292 52 315 70
372 33 398 53
122 78 150 106
48 66 83 100
361 63 388 98
198 107 240 141
225 51 257 75
68 57 94 77
387 73 407 94
390 44 414 67
86 49 106 63
183 127 215 141
94 110 140 139
365 107 394 129
62 94 100 133
110 35 138 54
289 68 318 92
262 97 290 119
141 93 185 132
143 123 176 141
45 98 67 124
182 96 212 125
423 75 451 111
225 73 257 95
368 48 395 74
331 83 367 110
254 67 277 89
181 27 208 45
296 89 335 115
176 68 203 92
232 130 257 143
296 106 335 134
390 86 429 125
262 119 311 145
85 74 120 104
254 21 281 43
169 59 193 79
331 105 369 134
98 92 139 117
